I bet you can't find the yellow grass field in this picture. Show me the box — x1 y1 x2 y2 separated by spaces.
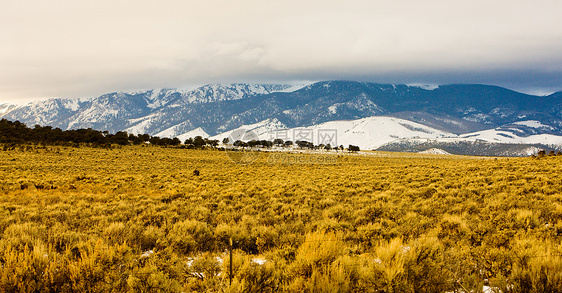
1 145 562 292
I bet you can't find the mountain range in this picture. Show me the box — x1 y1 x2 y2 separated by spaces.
2 80 562 156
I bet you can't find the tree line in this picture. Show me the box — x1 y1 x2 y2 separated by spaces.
0 119 180 147
225 137 360 152
0 119 360 151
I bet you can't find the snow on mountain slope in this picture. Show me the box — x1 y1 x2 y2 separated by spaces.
144 89 182 109
0 103 19 116
285 116 454 150
407 83 439 90
278 83 312 92
3 83 292 134
213 116 455 150
459 129 562 145
123 114 160 135
7 99 82 127
67 93 128 128
174 84 292 106
210 118 288 141
512 120 555 130
324 94 384 115
155 120 196 138
176 128 209 142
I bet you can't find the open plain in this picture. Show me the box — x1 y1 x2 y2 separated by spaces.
1 145 561 292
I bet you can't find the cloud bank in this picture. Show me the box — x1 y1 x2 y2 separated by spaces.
1 0 562 103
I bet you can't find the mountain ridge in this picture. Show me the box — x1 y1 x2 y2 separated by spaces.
2 80 562 156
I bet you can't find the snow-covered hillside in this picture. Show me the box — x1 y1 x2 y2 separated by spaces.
281 116 454 150
176 128 209 142
458 129 562 145
202 116 562 154
208 116 454 150
210 118 288 141
377 120 562 156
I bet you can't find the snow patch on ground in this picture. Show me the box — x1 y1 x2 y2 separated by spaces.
418 148 451 155
252 258 267 265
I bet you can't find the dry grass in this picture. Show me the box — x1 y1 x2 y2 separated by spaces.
1 145 561 292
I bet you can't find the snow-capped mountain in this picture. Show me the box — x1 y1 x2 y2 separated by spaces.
1 83 293 135
2 80 562 156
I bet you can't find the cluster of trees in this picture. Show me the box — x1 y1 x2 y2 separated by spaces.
533 149 562 158
184 136 219 148
0 119 178 147
225 137 361 152
292 140 360 152
226 138 274 148
348 145 360 152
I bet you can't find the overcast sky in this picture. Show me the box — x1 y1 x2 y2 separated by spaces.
1 0 562 104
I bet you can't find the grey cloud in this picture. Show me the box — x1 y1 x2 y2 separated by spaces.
1 0 562 103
